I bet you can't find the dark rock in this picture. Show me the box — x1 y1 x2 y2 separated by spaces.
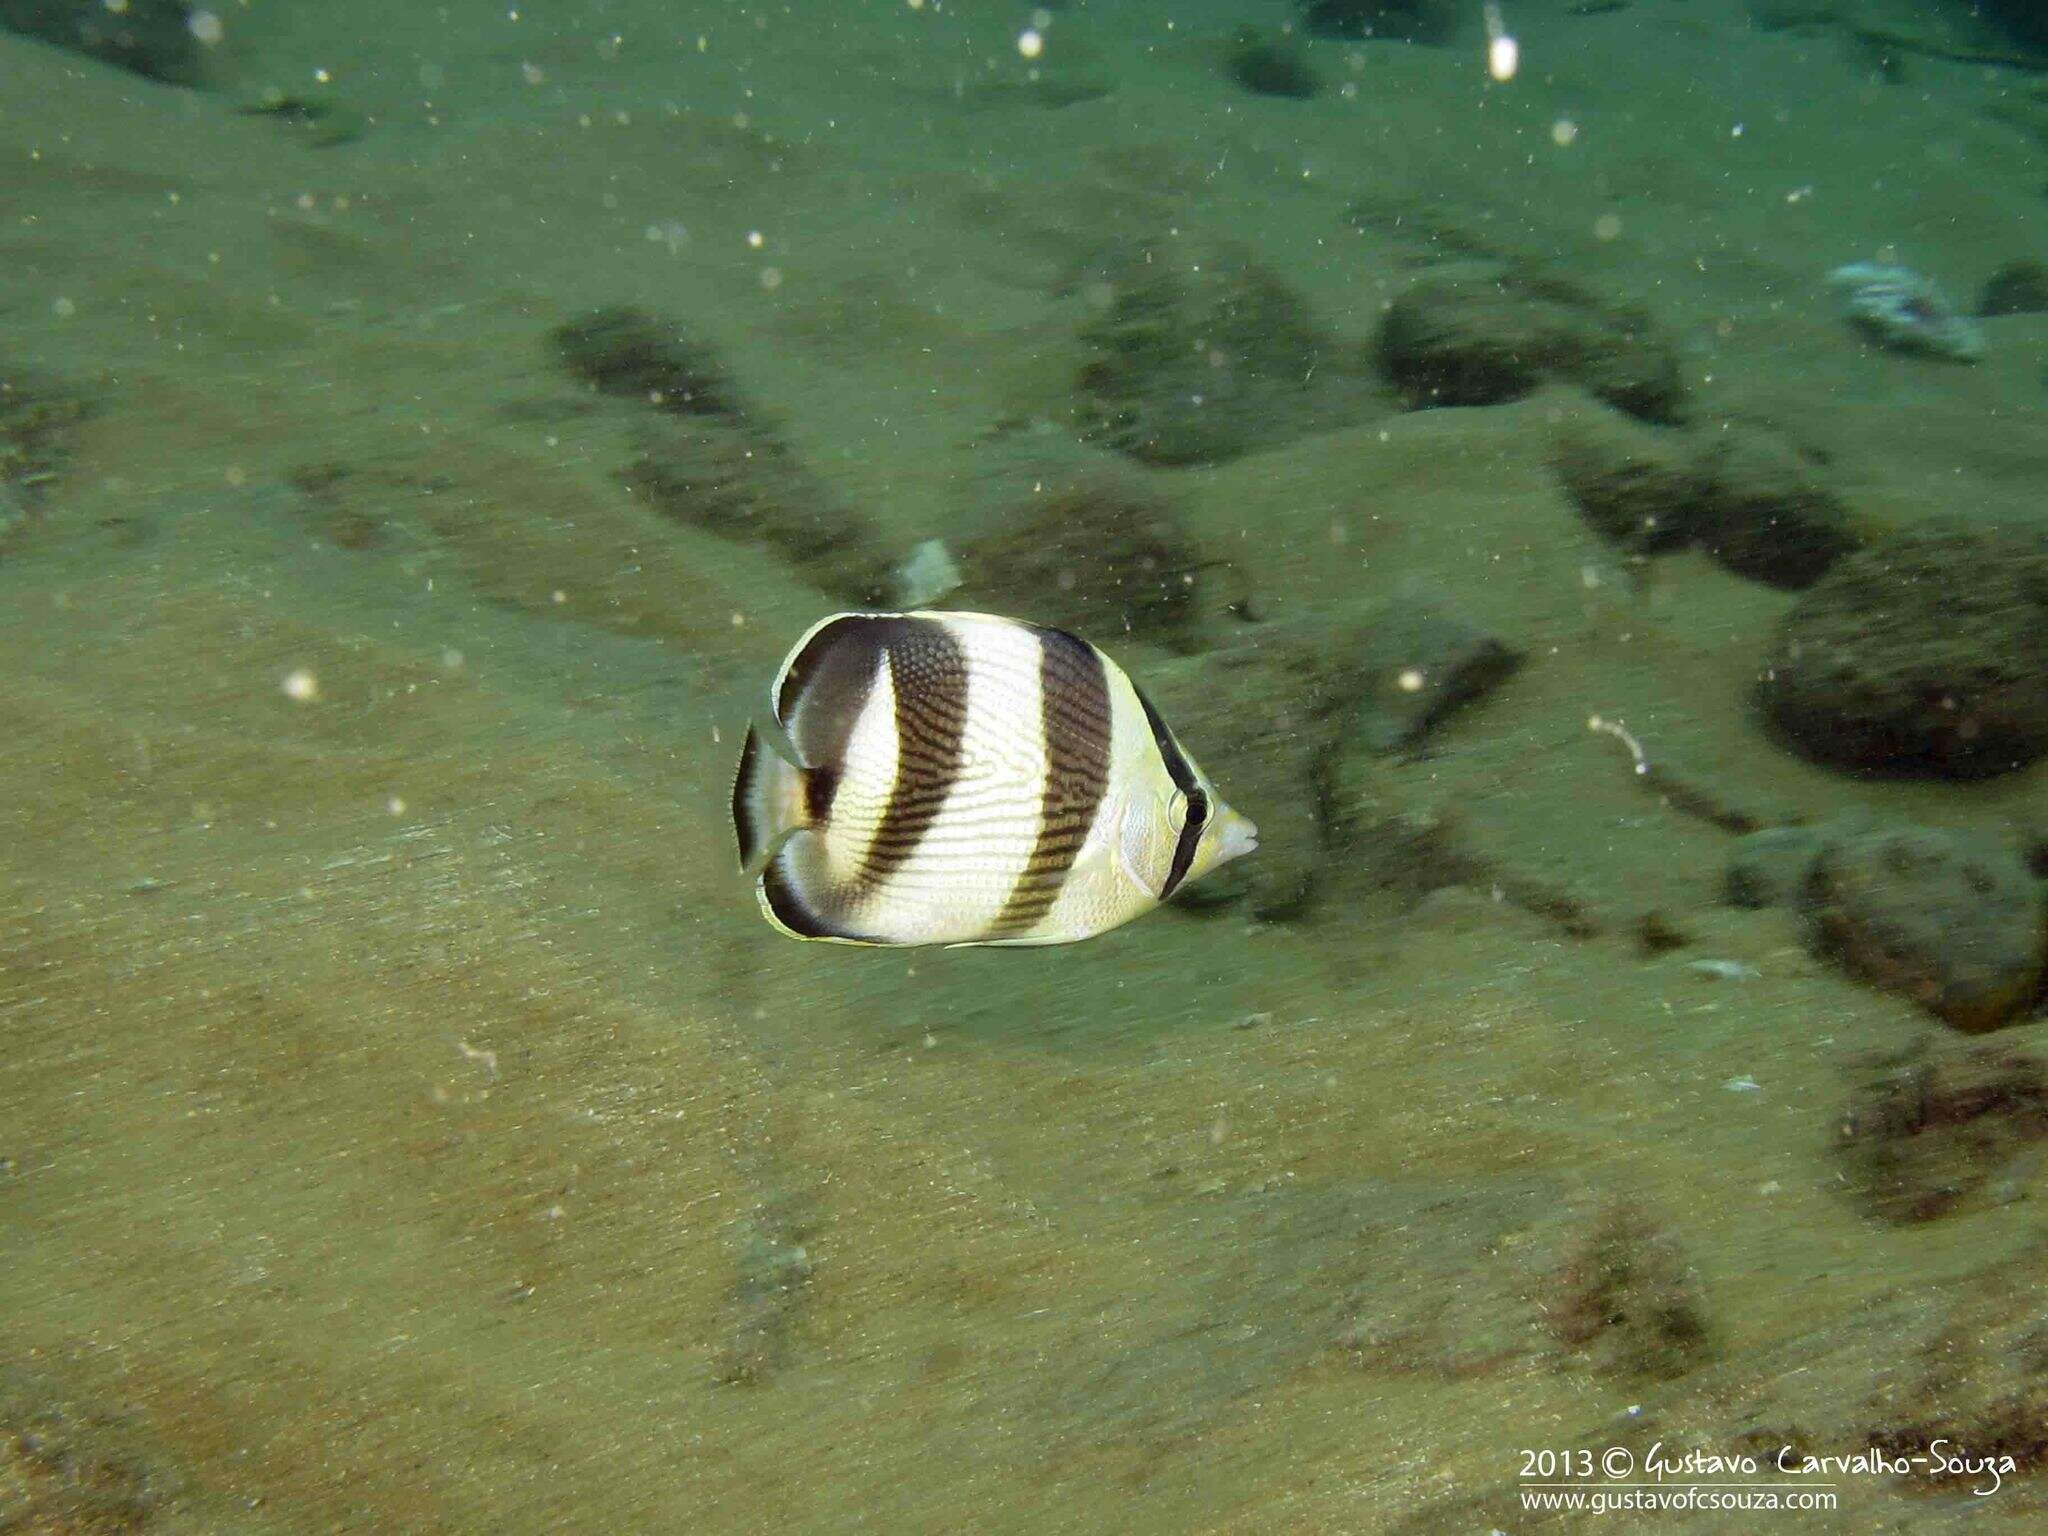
1135 595 1523 928
1377 277 1538 406
1978 258 2048 317
289 462 389 550
1146 604 1518 921
1724 825 1827 908
1551 409 1706 552
0 367 87 535
1344 581 1522 751
1546 1202 1709 1379
1571 327 1688 428
1839 1042 2048 1222
1329 1183 1560 1384
553 307 897 604
1694 426 1855 588
1865 1280 2048 1482
234 94 368 149
1980 0 2048 51
1142 632 1351 920
1073 242 1374 466
1376 270 1685 423
1638 758 1799 835
1 0 204 84
1325 800 1475 901
1635 909 1690 954
0 1362 177 1532
1324 798 1605 941
1759 522 2048 777
1226 30 1319 99
1299 0 1460 45
1552 407 1860 587
552 307 749 419
1802 823 2045 1033
958 474 1210 651
960 73 1113 111
1746 1 1838 30
626 417 894 606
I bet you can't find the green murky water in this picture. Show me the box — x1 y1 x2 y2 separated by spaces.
4 2 2046 1530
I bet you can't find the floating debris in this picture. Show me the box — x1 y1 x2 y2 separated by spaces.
1687 958 1760 982
1588 713 1648 774
1826 263 1983 361
889 539 962 608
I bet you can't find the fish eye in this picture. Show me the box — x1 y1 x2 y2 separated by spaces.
1166 790 1188 832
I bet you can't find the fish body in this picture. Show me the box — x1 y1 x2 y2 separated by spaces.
1825 262 1984 362
732 611 1257 947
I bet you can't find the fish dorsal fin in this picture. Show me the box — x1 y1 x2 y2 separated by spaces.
773 613 896 772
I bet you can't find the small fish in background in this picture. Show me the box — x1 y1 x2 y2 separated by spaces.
1825 262 1984 362
732 611 1258 947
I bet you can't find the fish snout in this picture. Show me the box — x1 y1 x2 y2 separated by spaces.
1215 806 1259 865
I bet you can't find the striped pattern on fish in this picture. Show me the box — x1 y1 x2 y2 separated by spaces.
732 611 1257 947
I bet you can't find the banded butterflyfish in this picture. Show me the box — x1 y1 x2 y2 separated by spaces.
731 611 1258 946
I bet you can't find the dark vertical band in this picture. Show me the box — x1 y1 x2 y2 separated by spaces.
989 627 1113 937
1132 684 1208 901
850 619 970 892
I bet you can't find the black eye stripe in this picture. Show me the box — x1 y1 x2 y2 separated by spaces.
1132 684 1207 901
1163 788 1207 900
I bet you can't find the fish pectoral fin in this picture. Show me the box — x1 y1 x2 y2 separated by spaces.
1116 804 1164 902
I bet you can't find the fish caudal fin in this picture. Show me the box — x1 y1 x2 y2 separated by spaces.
731 725 813 873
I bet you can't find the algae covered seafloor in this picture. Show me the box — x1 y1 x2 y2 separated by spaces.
3 0 2048 1530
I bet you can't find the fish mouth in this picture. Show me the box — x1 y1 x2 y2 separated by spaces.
1216 809 1259 864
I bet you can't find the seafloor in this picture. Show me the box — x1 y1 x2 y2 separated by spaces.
3 1 2046 1530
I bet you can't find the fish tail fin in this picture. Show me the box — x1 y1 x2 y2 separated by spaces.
732 725 816 874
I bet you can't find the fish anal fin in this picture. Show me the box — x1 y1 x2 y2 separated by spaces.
758 853 881 944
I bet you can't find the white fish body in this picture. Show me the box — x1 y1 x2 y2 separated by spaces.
1825 262 1983 362
731 611 1257 947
